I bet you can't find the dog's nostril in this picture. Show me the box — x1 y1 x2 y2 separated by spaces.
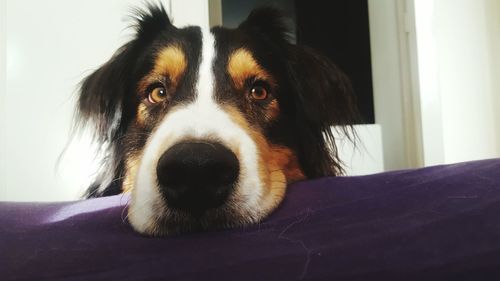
156 142 239 214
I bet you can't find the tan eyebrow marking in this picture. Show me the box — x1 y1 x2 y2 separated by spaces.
137 45 187 98
227 48 275 89
153 45 187 87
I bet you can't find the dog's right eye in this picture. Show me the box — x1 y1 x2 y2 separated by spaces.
147 86 168 104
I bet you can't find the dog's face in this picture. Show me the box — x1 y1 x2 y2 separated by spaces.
78 6 357 235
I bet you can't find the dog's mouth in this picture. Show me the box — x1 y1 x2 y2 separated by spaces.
140 193 256 235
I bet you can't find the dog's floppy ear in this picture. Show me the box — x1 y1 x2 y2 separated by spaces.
77 4 173 197
78 45 132 142
78 4 173 142
286 46 360 178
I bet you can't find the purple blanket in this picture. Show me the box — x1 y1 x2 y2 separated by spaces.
2 159 500 280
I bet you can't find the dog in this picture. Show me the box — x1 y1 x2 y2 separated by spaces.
77 4 358 236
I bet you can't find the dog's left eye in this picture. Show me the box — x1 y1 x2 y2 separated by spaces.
147 86 168 104
248 81 271 102
250 86 268 100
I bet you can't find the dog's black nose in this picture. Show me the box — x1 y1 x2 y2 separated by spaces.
156 142 239 214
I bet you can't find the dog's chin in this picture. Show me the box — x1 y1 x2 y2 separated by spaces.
155 211 255 237
127 194 273 236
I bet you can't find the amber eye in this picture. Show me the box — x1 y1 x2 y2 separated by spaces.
249 85 269 101
147 86 167 104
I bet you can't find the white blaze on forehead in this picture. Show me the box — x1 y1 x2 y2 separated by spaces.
196 28 216 102
128 29 265 233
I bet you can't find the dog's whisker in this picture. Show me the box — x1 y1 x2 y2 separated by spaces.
110 175 126 183
115 132 152 141
121 199 153 223
84 186 101 198
119 192 131 206
269 169 284 173
271 181 287 184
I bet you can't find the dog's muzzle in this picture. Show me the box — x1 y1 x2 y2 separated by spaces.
156 142 239 216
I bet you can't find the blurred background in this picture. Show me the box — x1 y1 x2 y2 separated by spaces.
1 0 499 201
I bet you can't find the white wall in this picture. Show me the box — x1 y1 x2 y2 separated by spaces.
412 0 500 164
170 0 210 28
368 0 422 171
1 0 170 201
436 0 500 163
491 1 500 152
412 0 446 165
1 0 7 199
335 124 384 176
369 0 500 169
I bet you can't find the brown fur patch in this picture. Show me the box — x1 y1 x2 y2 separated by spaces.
227 48 276 89
123 152 141 193
137 45 187 94
153 45 187 86
264 99 280 122
136 103 149 125
222 105 305 205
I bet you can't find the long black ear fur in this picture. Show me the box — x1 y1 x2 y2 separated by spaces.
287 46 360 177
77 4 172 197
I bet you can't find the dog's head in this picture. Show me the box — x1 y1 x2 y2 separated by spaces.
78 5 358 235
